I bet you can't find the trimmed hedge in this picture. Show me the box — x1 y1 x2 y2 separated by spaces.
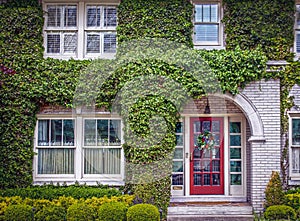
3 204 33 221
126 204 160 221
264 205 296 220
35 205 66 221
98 202 127 221
67 203 95 221
0 185 122 199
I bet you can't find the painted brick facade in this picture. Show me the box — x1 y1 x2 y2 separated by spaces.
240 79 281 212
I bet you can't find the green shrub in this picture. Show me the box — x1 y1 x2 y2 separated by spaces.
98 202 127 221
0 185 122 200
126 204 160 221
3 204 33 221
67 203 95 221
264 205 296 220
285 193 300 211
264 171 284 208
35 205 66 221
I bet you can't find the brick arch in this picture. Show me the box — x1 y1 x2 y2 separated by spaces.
223 93 266 142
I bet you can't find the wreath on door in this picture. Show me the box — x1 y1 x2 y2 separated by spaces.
196 130 215 150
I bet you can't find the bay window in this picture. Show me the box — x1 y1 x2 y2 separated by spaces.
43 1 117 59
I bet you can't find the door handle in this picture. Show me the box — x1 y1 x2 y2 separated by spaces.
190 152 193 161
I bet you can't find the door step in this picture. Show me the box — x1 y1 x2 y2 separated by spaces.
167 202 253 221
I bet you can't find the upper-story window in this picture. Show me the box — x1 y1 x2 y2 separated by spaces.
43 1 117 59
193 3 223 49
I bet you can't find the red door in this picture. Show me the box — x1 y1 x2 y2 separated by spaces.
190 117 224 195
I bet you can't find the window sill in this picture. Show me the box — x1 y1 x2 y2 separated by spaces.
194 45 225 50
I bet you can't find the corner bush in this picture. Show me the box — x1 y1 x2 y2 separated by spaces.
126 204 160 221
67 203 95 221
98 202 127 221
264 205 296 220
35 205 66 221
264 171 284 208
3 204 33 221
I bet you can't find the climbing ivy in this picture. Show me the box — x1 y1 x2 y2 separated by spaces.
1 0 299 218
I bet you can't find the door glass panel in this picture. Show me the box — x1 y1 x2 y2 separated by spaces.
203 160 210 172
176 135 183 146
212 174 220 185
212 160 220 172
202 121 211 131
193 148 201 158
194 174 202 185
194 161 201 172
174 148 183 159
204 174 210 185
212 121 220 132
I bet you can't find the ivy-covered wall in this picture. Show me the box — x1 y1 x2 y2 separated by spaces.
0 0 300 217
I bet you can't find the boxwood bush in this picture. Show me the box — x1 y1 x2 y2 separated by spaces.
98 201 127 221
67 202 95 221
126 204 160 221
35 205 66 221
3 204 33 221
264 205 296 220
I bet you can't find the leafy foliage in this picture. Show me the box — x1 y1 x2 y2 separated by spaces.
223 0 295 60
126 204 160 221
265 171 284 208
3 204 33 221
97 202 127 221
264 205 296 220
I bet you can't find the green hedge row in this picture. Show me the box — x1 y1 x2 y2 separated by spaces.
0 185 122 200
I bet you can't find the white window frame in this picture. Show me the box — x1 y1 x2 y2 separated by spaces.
33 115 124 185
289 115 300 180
34 117 76 179
295 5 300 58
42 1 118 60
192 1 224 50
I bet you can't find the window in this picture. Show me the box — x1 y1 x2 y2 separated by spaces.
35 117 123 182
295 5 300 55
291 118 300 174
43 2 117 59
193 3 222 47
83 119 121 174
37 119 75 174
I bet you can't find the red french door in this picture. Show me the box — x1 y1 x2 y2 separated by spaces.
190 117 224 195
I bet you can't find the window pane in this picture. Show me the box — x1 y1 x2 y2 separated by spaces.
38 120 49 146
47 34 60 53
195 24 218 42
173 148 183 159
297 34 300 53
202 5 211 22
38 148 74 174
230 161 242 172
64 6 77 27
87 34 100 53
63 120 74 146
84 148 121 174
292 148 300 173
230 148 241 159
195 5 203 22
97 120 108 145
231 174 242 185
51 120 62 146
64 33 77 53
175 122 183 133
87 6 100 27
172 174 183 185
292 119 300 145
173 161 183 172
210 4 218 22
103 33 116 53
230 135 241 146
47 6 61 27
110 120 121 145
230 122 241 133
176 135 183 146
84 120 96 146
104 7 117 27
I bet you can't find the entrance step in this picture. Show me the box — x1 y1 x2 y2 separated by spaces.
167 202 253 221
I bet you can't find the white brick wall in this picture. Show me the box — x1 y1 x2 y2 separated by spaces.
241 79 281 212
